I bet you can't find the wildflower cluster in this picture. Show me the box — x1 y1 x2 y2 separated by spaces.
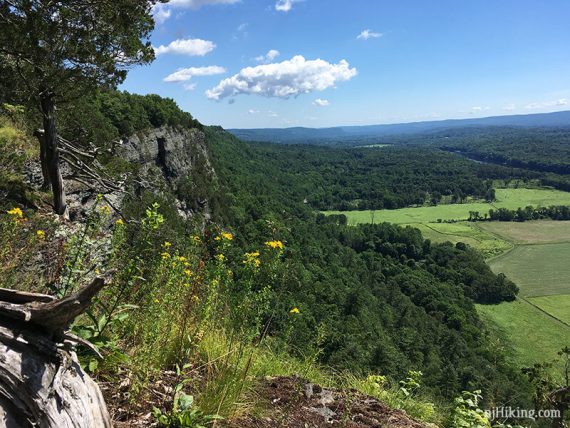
243 251 261 268
265 240 284 250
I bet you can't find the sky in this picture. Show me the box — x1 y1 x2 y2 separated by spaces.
120 0 570 129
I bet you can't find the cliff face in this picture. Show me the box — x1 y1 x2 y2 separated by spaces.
118 126 216 221
54 125 216 222
121 126 213 184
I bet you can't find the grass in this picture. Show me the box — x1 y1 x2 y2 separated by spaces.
479 220 570 244
326 188 570 225
488 242 570 297
409 222 512 258
477 299 570 369
527 294 570 326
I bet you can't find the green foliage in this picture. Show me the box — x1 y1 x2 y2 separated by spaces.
449 390 491 428
0 0 157 106
208 126 530 404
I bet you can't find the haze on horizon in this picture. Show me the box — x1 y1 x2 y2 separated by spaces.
120 0 570 129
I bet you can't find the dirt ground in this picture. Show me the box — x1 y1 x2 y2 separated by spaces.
222 376 428 428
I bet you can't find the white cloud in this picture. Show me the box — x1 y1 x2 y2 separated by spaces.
153 0 239 24
206 55 357 100
471 106 490 112
502 103 516 111
154 7 172 24
183 83 197 91
154 38 216 56
248 109 260 114
357 29 382 40
525 98 568 109
313 98 330 107
275 0 300 12
164 66 226 82
255 49 280 63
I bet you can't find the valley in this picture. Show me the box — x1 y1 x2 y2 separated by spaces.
326 185 570 371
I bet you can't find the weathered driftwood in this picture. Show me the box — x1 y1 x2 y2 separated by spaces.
0 279 112 427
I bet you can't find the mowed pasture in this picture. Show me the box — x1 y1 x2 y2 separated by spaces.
528 295 570 326
488 243 570 297
477 300 570 368
479 220 570 244
327 188 570 225
410 222 512 258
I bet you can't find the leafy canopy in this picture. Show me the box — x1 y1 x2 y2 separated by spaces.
0 0 160 104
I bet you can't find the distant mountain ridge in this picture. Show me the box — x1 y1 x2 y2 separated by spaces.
228 110 570 143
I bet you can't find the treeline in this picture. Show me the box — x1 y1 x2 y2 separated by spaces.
434 127 570 174
467 205 570 222
207 126 527 403
210 133 534 211
53 90 202 148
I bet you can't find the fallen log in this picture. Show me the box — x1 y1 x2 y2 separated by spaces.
0 278 112 427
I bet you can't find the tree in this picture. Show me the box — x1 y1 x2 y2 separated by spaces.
0 0 161 214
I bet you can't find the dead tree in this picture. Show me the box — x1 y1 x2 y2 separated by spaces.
0 278 112 427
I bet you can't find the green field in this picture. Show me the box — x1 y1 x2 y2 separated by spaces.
527 295 570 326
479 220 570 244
477 300 570 368
409 222 512 258
488 243 570 297
326 188 570 225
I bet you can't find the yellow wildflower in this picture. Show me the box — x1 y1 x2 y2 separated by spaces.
289 307 300 314
214 236 221 241
36 230 45 240
215 254 225 262
7 207 23 218
184 269 192 277
115 218 124 225
192 235 201 242
154 298 160 303
100 205 111 215
221 232 233 241
178 256 187 262
265 240 284 250
163 241 172 248
161 252 170 260
243 251 261 267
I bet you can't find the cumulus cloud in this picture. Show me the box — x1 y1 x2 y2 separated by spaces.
275 0 300 12
502 103 516 111
255 49 280 63
206 55 357 100
164 66 226 82
313 98 330 106
154 38 216 56
525 98 568 109
357 29 382 40
153 0 240 24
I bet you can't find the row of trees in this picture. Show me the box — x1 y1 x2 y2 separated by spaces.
466 205 570 222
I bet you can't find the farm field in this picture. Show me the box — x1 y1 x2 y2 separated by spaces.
528 295 570 326
477 300 570 368
479 220 570 244
488 243 570 297
326 187 570 225
409 222 512 258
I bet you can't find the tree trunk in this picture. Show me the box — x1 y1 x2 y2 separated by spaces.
33 129 51 190
0 279 112 427
40 92 67 216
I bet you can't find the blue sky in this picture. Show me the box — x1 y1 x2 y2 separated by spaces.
120 0 570 128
